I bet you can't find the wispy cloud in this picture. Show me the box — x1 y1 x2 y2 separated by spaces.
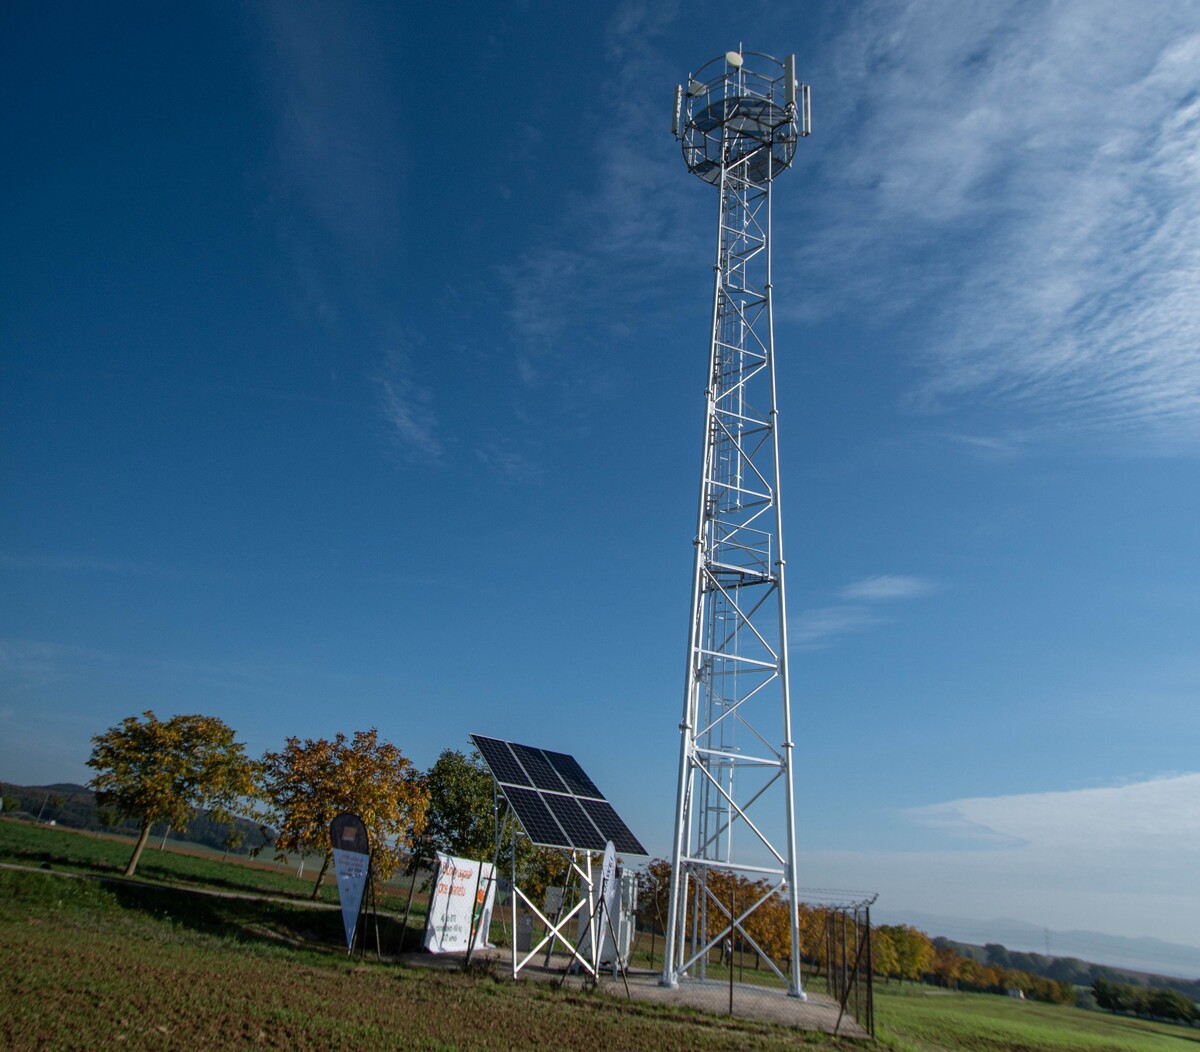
795 2 1200 449
255 2 437 470
790 605 882 649
0 637 396 696
499 0 696 389
376 350 441 463
0 639 260 692
800 774 1200 946
903 774 1200 857
474 443 542 485
256 0 406 280
792 573 935 648
840 574 936 601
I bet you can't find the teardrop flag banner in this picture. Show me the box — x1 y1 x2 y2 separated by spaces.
329 812 370 951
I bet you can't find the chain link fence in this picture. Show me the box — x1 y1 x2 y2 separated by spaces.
627 869 875 1039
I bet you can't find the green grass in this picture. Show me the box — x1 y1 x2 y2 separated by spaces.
0 817 427 913
874 983 1200 1052
5 822 1199 1051
1 866 858 1051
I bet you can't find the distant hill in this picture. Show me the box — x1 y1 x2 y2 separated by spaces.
873 907 1200 1002
0 780 271 855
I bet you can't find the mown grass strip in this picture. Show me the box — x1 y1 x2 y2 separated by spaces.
874 985 1200 1052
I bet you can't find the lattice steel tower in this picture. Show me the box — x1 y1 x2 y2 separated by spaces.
662 49 811 995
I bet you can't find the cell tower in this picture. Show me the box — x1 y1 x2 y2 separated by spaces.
662 49 811 995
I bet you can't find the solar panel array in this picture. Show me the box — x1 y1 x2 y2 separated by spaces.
471 734 646 856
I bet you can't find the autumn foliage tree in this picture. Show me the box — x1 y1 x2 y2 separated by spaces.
87 710 257 878
258 728 429 898
637 860 813 974
878 924 934 984
871 926 900 982
636 859 673 934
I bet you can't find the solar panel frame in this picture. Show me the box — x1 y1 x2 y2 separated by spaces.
581 798 647 856
501 786 567 849
471 733 646 855
471 735 532 788
509 743 569 793
542 793 607 851
544 750 605 799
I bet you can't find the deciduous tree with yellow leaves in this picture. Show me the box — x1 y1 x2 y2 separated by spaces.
258 728 429 898
87 710 258 878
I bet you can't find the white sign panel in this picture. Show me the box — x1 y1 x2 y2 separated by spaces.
332 845 370 949
424 852 496 954
577 841 620 967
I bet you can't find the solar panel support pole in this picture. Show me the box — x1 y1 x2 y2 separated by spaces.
662 50 809 999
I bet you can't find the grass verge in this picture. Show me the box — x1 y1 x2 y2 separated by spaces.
873 983 1200 1052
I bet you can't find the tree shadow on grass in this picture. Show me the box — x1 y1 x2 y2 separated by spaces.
105 881 418 958
2 832 318 903
125 857 316 902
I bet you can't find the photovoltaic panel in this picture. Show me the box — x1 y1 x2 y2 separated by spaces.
510 743 568 792
502 786 566 849
581 799 647 856
544 750 604 799
472 735 532 788
471 733 647 856
542 794 607 851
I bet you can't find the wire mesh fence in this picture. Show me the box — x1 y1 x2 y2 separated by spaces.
628 869 875 1039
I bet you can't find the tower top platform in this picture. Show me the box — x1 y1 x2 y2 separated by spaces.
673 50 808 186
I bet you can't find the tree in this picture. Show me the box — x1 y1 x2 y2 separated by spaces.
984 942 1011 969
1093 976 1134 1014
1047 956 1090 985
878 925 933 984
636 859 673 935
409 744 578 906
930 943 964 989
258 729 429 898
87 710 257 877
1146 987 1196 1025
872 926 900 983
413 749 497 863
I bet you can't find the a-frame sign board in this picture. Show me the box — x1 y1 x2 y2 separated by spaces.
470 734 646 980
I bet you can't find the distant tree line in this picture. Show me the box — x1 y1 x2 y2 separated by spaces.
884 929 1075 1004
0 779 267 855
632 861 1200 1014
1093 976 1197 1026
935 937 1200 1008
634 864 1071 1005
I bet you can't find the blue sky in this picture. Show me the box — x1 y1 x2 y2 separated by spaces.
4 1 1200 952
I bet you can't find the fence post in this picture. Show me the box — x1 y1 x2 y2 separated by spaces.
728 883 735 1016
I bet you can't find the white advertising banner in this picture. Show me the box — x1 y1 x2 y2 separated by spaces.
424 852 496 954
577 841 619 966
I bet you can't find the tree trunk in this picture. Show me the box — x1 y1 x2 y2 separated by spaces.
310 849 332 900
125 821 153 877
